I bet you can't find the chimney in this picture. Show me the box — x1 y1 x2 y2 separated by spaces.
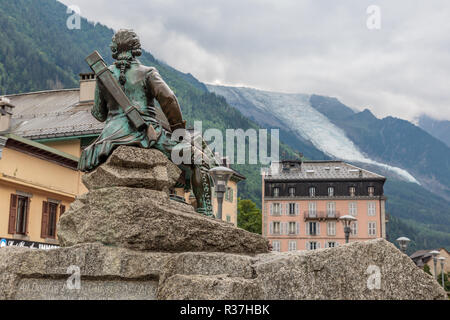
79 73 96 103
0 96 15 132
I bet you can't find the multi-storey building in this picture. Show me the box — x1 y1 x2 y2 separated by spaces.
262 159 387 252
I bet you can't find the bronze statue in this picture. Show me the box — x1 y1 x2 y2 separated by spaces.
79 29 215 216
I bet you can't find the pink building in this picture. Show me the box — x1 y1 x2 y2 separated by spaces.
262 160 387 252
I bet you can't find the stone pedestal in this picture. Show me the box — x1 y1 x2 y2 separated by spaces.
0 146 446 300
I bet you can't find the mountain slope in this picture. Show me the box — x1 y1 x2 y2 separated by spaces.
309 95 450 202
207 85 450 252
417 114 450 148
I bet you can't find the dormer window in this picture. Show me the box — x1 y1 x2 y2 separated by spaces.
328 187 334 197
273 187 279 197
368 186 374 196
309 187 316 197
349 187 356 197
288 187 295 197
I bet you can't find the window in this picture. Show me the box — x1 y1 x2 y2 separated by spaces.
273 187 280 197
327 202 336 217
271 221 281 235
307 222 319 235
349 202 357 216
309 187 316 197
368 186 375 196
349 186 356 197
271 203 282 215
328 187 334 197
326 241 337 248
8 194 30 235
327 221 336 236
272 240 281 252
41 201 62 239
351 221 358 235
225 187 233 202
288 222 297 235
226 215 231 222
308 202 317 216
288 187 295 197
47 202 58 238
288 241 297 251
368 202 376 216
307 241 319 250
288 203 298 215
368 222 376 236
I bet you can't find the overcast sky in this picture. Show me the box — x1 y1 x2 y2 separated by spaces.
60 0 450 121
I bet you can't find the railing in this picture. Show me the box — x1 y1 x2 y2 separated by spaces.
304 211 340 221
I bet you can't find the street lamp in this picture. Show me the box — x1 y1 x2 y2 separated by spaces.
430 250 440 280
396 236 411 254
438 256 446 288
209 166 234 220
339 215 357 244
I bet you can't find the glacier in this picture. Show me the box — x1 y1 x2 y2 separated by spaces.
207 85 420 184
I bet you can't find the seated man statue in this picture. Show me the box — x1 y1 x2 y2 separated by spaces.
78 29 215 217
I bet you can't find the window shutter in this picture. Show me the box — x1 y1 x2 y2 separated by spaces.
324 242 328 248
8 194 18 234
60 204 66 216
317 242 321 249
317 223 321 235
295 203 299 215
269 222 273 235
270 203 273 216
296 222 300 235
41 201 49 239
305 223 309 235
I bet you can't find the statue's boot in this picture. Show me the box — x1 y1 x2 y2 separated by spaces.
191 165 214 217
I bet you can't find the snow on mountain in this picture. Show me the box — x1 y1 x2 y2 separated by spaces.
207 85 419 184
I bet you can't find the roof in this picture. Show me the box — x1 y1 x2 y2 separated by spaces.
6 88 172 140
1 133 79 169
6 89 104 139
264 160 386 181
410 248 449 260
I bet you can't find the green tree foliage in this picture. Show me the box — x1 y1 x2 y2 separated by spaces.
437 272 450 292
237 198 262 234
423 265 432 275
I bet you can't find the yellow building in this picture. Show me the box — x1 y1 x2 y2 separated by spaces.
0 75 244 246
0 133 81 248
410 248 450 276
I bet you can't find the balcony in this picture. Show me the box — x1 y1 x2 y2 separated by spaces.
304 211 340 221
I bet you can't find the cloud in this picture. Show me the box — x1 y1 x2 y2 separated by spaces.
59 0 450 121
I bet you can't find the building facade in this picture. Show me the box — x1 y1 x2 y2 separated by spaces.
0 74 244 245
410 248 450 276
262 160 387 252
0 133 82 248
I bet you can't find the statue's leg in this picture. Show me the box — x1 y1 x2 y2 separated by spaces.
191 165 214 217
153 127 214 217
